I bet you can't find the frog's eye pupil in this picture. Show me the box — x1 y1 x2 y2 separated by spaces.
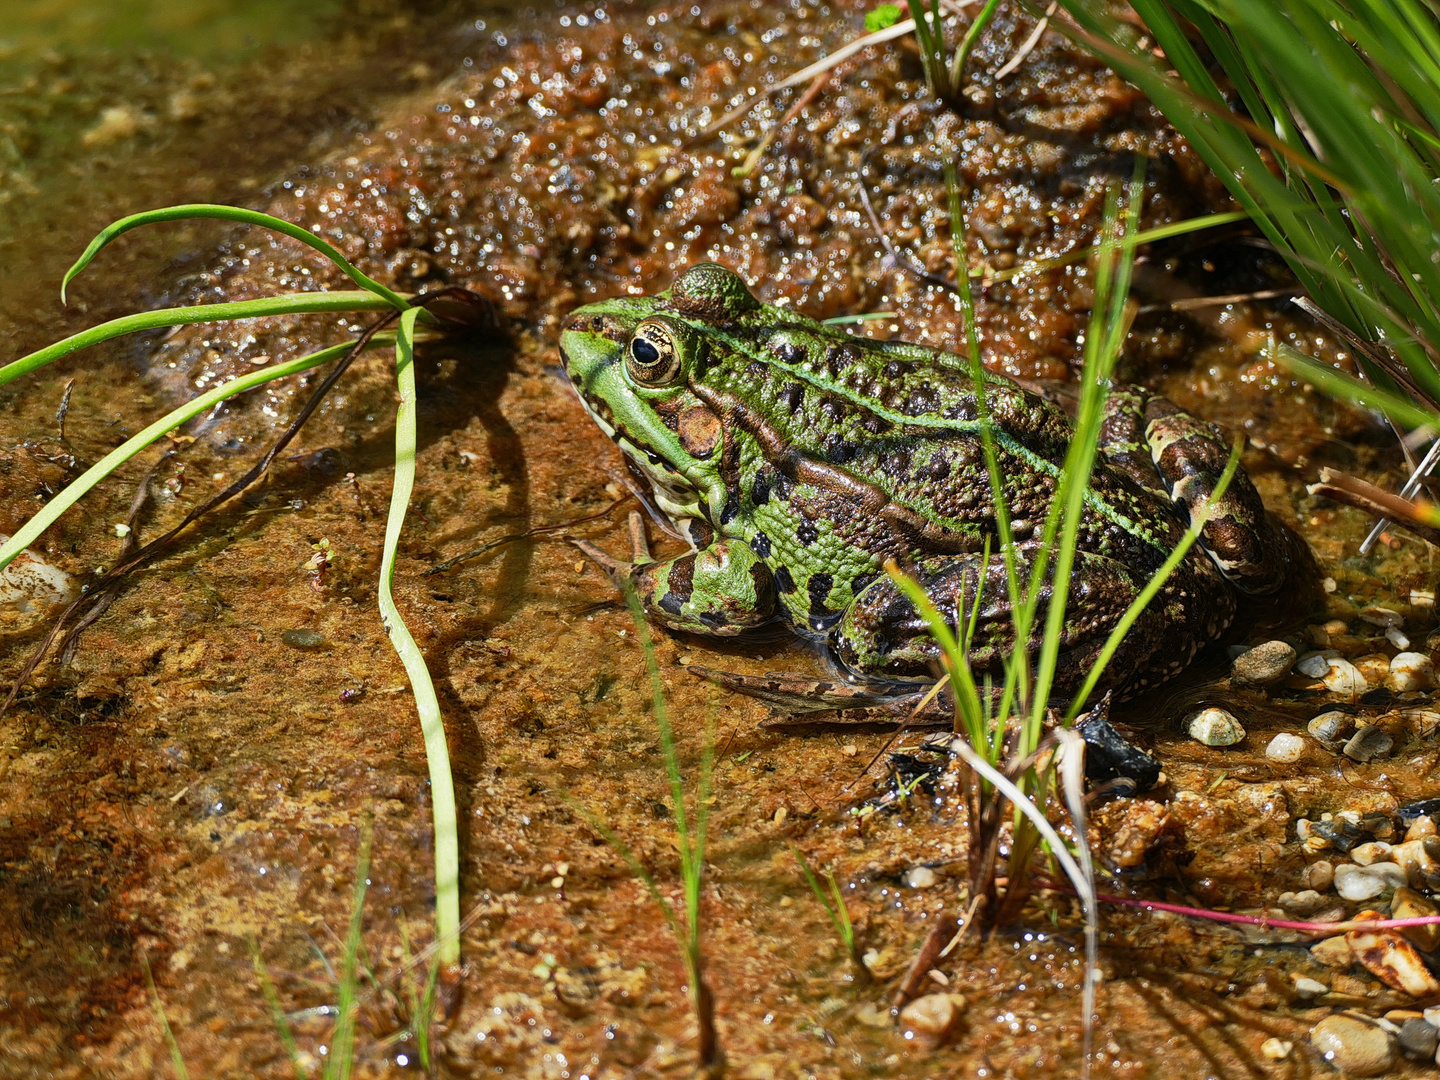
632 338 661 366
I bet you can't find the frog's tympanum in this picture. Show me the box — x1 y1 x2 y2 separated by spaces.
560 263 1294 713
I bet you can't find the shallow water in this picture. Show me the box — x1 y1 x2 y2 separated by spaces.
1 2 1438 1078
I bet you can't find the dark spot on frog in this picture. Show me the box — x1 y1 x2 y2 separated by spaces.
883 448 912 480
777 382 805 413
882 360 911 379
698 610 730 628
751 473 770 505
775 340 805 364
747 361 766 379
774 565 796 593
852 571 879 596
720 492 740 525
914 450 951 482
659 592 684 617
751 531 772 558
667 556 696 602
819 396 846 422
900 386 940 416
861 413 891 435
796 521 819 547
807 572 834 615
824 434 857 464
825 343 860 373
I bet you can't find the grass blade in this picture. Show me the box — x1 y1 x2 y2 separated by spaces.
62 204 416 313
325 819 373 1080
0 292 394 389
249 938 310 1080
376 306 461 966
141 952 191 1080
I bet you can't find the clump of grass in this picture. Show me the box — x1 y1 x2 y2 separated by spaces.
0 206 470 972
1050 0 1440 541
792 846 866 977
904 0 1002 105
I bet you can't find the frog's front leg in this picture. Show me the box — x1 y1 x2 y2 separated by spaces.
574 512 777 635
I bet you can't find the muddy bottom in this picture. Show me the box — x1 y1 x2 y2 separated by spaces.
1 2 1438 1078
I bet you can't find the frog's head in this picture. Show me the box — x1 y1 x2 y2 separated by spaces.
559 263 762 529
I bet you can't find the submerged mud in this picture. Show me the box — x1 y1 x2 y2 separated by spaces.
0 1 1437 1078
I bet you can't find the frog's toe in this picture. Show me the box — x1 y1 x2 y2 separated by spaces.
571 538 631 587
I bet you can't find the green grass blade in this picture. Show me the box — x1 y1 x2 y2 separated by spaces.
0 338 389 577
141 953 191 1080
1273 344 1440 431
0 291 393 389
377 306 461 967
325 819 372 1080
62 204 414 313
249 938 310 1080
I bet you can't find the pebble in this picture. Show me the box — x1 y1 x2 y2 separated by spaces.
1307 710 1356 748
1334 861 1408 901
1278 889 1327 915
1405 815 1437 840
1385 625 1411 650
1310 935 1355 967
1264 732 1306 763
904 866 939 889
1387 652 1436 692
1343 725 1394 762
1293 976 1328 999
1360 606 1405 629
281 628 327 649
1323 657 1369 697
1350 841 1393 866
1296 651 1338 678
0 541 79 612
1311 1014 1395 1076
1187 707 1245 747
1390 887 1440 952
1301 860 1335 891
898 992 967 1048
1396 1017 1438 1060
1425 1005 1440 1030
1354 654 1393 687
1260 1037 1292 1060
1346 913 1440 996
1231 640 1297 688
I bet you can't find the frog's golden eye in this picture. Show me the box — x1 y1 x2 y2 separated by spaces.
625 319 685 387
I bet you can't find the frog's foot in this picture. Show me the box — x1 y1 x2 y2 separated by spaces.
686 664 952 724
571 511 652 587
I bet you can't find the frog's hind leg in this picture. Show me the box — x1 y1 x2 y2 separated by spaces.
684 665 950 723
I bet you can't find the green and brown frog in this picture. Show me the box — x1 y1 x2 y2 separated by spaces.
559 263 1296 714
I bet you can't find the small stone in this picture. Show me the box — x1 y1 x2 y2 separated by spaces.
1260 1037 1292 1060
1385 625 1412 650
1312 1014 1395 1076
1278 889 1326 915
1231 640 1297 688
1310 935 1355 967
1301 860 1335 891
1360 606 1404 629
1334 862 1408 901
1343 725 1394 762
1323 658 1369 698
281 628 327 649
1390 887 1440 953
1397 1017 1438 1060
1410 588 1434 608
1265 732 1306 763
1346 912 1440 996
1297 651 1338 678
1308 710 1356 748
1386 652 1436 693
898 992 967 1048
1293 976 1329 999
1405 816 1437 841
1187 707 1245 747
1424 1005 1440 1029
905 866 939 889
1350 842 1394 866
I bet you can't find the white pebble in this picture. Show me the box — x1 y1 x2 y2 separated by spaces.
1386 651 1436 693
1333 861 1409 900
1360 605 1404 628
905 866 939 889
1260 1037 1292 1060
1293 976 1328 999
1187 707 1245 746
1322 657 1369 697
1349 841 1393 866
1265 733 1306 763
1385 625 1411 650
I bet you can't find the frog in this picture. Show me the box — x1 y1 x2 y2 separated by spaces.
558 262 1295 716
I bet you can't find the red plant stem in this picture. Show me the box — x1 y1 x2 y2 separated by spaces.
1032 876 1440 934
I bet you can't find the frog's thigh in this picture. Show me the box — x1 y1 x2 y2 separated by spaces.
632 541 777 636
834 549 1227 698
1144 398 1286 594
